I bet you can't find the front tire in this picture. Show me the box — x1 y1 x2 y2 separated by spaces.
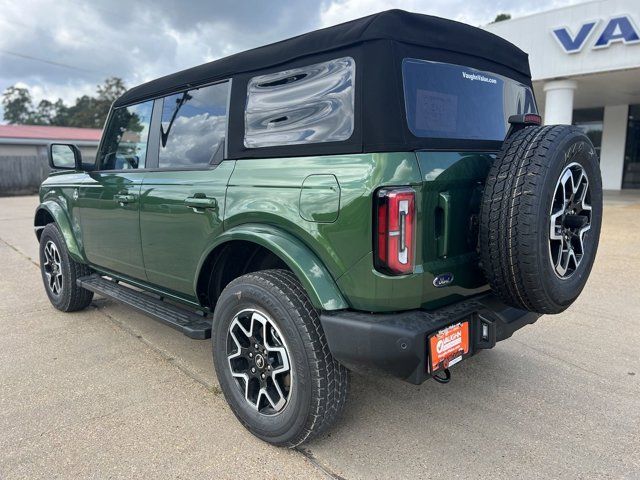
212 269 349 447
39 223 93 312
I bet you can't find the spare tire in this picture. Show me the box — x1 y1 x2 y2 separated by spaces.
479 125 602 314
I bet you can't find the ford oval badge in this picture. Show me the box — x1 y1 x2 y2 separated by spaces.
433 273 454 288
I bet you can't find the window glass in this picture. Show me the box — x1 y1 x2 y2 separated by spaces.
245 57 355 148
573 107 603 160
99 101 153 170
623 104 640 189
159 82 229 168
402 59 537 141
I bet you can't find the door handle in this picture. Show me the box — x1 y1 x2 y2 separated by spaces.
114 193 136 204
436 192 451 258
185 194 217 210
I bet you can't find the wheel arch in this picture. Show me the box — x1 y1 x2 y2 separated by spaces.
195 224 348 311
34 201 86 263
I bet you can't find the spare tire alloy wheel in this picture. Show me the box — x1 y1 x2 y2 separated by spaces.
227 309 292 414
479 125 603 314
549 162 592 279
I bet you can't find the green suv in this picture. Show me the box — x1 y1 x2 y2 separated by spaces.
35 10 602 447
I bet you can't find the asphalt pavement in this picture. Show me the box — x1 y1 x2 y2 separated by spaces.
0 193 638 479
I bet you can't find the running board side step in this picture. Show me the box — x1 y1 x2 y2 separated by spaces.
77 274 211 339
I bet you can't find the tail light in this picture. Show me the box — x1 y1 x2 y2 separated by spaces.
374 187 416 275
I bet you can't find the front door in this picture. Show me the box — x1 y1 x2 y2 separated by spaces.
78 100 154 281
138 80 232 296
139 165 234 296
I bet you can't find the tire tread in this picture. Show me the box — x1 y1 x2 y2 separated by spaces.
479 125 593 314
221 269 349 447
40 223 93 312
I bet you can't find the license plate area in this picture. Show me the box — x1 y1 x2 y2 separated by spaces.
427 321 470 374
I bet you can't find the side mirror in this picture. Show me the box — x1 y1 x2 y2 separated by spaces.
48 143 83 170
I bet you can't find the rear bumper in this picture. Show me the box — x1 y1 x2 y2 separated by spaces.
320 294 540 384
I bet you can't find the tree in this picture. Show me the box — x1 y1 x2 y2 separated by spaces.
97 77 127 103
32 99 55 125
93 77 127 128
51 99 70 126
0 77 127 128
492 13 511 23
66 95 100 128
1 86 33 124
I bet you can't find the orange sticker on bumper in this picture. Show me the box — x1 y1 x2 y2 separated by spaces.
429 322 469 373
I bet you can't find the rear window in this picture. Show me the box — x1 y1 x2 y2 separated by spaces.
402 59 537 141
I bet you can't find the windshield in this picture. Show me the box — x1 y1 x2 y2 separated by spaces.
402 58 537 142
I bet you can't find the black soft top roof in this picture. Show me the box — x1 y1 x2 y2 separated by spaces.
112 10 534 157
115 10 530 107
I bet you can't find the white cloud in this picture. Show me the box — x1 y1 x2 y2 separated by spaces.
320 0 478 27
320 0 591 28
14 81 96 106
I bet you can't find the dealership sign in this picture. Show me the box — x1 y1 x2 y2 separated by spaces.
553 15 640 53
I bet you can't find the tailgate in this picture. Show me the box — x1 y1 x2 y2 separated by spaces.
416 151 494 309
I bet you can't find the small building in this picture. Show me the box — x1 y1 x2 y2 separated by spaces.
0 125 101 195
484 0 640 190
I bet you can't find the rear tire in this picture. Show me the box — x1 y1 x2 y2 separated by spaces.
212 269 349 447
479 125 602 314
39 223 94 312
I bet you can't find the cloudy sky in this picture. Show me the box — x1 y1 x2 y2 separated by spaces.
0 0 588 123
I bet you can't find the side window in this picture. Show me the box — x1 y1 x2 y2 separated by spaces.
98 101 153 170
244 57 355 148
159 81 230 168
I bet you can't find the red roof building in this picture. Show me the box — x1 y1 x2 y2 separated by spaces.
0 125 102 195
0 124 102 144
0 124 102 183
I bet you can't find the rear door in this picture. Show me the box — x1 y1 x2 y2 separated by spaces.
417 150 493 292
79 100 155 281
139 80 233 297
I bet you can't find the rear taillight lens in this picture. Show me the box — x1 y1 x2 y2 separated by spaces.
374 187 416 275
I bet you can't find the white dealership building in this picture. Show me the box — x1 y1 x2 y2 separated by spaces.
484 0 640 190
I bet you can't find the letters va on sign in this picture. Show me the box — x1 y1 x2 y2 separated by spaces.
553 15 640 53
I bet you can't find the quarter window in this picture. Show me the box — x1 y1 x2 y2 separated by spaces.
99 101 153 170
244 57 355 148
159 81 230 168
